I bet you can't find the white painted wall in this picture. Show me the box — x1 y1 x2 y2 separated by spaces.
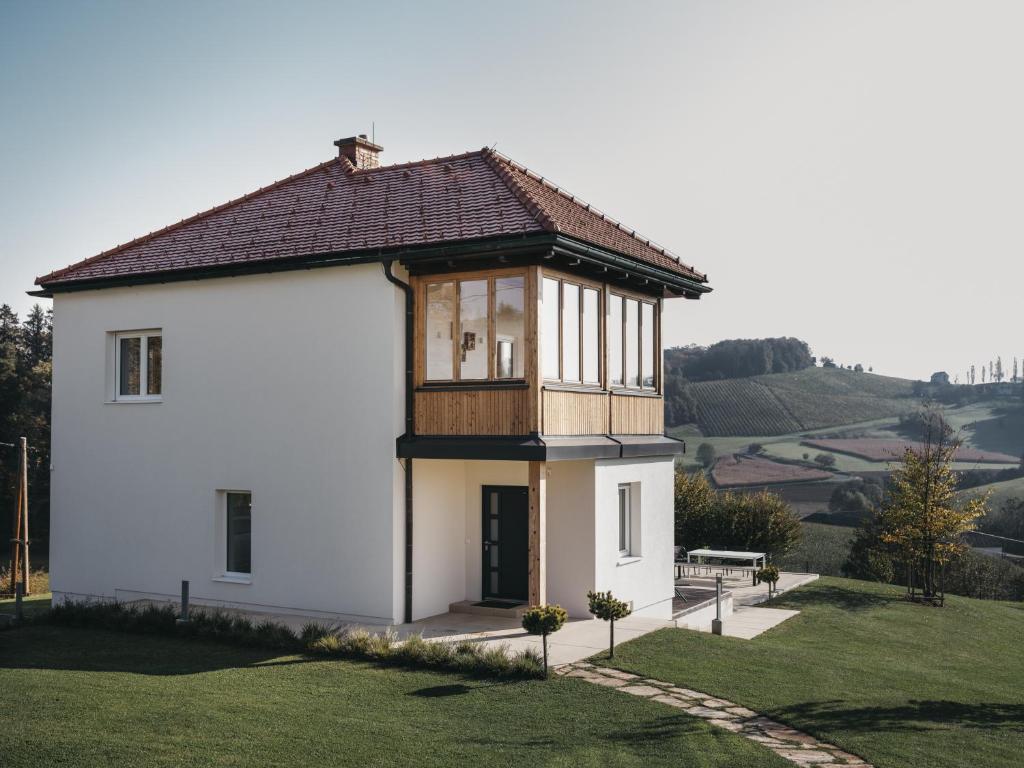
410 459 528 620
593 456 676 618
49 264 408 623
546 460 596 617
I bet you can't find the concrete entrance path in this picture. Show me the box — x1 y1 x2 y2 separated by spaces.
393 612 675 667
559 663 873 767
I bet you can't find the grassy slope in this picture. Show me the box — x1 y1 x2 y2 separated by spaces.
597 577 1024 768
0 626 789 768
686 368 916 437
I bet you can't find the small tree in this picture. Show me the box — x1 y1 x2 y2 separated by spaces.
748 443 764 455
879 413 988 605
587 591 631 658
696 442 716 468
755 563 780 597
521 605 567 676
814 453 837 469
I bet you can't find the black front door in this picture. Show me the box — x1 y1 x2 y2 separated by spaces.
482 486 529 602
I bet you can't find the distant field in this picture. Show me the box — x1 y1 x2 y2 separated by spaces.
961 476 1024 508
804 438 1019 464
710 454 834 488
777 522 855 576
688 368 917 437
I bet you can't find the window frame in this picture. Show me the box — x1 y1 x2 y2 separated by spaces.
617 484 632 556
113 330 163 402
422 270 527 384
607 292 660 393
542 274 603 387
224 490 252 579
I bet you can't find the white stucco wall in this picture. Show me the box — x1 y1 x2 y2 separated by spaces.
49 264 408 623
412 456 673 621
546 460 596 617
410 459 528 620
593 456 675 618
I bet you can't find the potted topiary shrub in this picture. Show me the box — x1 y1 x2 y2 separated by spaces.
521 604 568 677
587 590 631 658
756 563 781 598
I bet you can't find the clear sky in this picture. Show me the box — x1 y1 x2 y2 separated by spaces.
1 0 1020 380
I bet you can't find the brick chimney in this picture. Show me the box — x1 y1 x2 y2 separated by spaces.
334 134 383 170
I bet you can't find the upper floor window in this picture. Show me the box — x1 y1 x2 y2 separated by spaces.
542 277 601 385
425 274 524 382
608 294 658 390
114 331 162 401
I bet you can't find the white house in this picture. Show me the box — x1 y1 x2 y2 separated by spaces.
34 135 711 625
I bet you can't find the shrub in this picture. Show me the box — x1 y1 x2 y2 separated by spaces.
814 453 837 469
696 443 716 468
521 604 568 676
755 564 780 596
587 591 631 658
675 471 802 557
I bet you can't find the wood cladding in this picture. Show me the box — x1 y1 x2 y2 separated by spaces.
415 388 529 436
541 389 609 436
610 393 664 435
415 387 664 436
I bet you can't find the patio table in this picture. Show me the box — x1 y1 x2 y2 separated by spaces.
682 549 767 586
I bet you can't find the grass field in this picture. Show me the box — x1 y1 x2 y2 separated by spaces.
687 368 917 437
777 522 856 575
597 577 1024 768
802 438 1020 464
709 454 834 488
0 625 792 768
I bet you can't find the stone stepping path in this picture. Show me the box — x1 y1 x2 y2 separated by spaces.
557 663 872 767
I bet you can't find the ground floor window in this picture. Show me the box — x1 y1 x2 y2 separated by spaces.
226 492 252 575
618 484 631 555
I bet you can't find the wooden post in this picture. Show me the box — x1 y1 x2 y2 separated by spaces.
9 441 23 596
528 460 546 606
19 437 29 595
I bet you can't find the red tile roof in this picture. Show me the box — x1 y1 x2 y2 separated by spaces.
36 148 706 289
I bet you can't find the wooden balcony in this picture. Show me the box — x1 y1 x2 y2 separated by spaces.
414 386 663 437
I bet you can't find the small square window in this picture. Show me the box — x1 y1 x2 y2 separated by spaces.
114 331 162 401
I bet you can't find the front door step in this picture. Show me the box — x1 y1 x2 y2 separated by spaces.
450 600 528 618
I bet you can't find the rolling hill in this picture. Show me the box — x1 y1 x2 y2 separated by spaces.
687 367 917 436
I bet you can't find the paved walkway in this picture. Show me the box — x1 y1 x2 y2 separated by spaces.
558 663 872 768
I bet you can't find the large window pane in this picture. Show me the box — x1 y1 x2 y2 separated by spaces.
494 276 524 378
542 278 560 380
119 337 141 396
459 279 488 379
226 492 251 574
426 282 454 380
583 288 599 384
625 298 639 388
562 284 580 382
608 296 623 386
147 336 162 395
641 302 655 389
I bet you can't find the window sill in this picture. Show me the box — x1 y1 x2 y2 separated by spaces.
616 556 642 567
542 382 605 394
212 574 252 585
417 380 527 392
609 389 661 398
106 397 163 404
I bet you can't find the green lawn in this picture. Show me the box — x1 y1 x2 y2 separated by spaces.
596 577 1024 768
0 625 790 768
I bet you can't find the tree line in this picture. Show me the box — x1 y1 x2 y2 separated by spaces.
664 337 815 426
0 304 52 559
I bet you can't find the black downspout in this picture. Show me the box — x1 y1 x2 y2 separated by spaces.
383 260 415 624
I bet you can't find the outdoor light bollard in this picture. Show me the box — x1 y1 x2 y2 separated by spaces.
711 575 723 636
176 580 190 624
15 581 24 623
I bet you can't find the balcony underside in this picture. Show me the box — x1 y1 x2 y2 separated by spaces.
396 434 686 462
